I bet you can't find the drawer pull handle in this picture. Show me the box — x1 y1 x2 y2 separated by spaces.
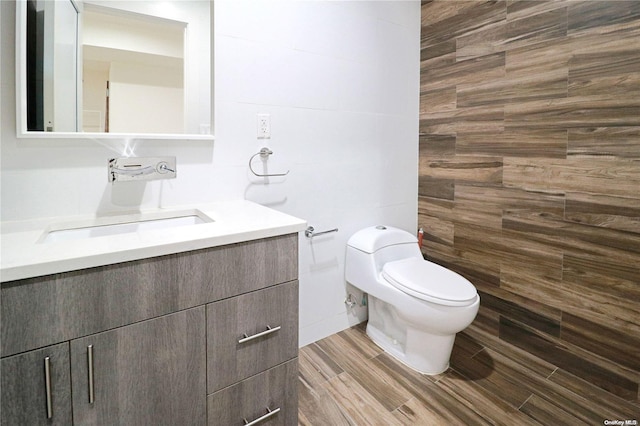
44 357 53 419
87 345 95 404
243 407 281 426
238 325 281 344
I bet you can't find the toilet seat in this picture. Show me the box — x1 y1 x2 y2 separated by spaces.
382 258 477 307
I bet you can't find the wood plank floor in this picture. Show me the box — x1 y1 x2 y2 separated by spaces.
298 322 639 425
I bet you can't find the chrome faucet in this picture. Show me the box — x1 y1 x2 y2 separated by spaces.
108 157 177 182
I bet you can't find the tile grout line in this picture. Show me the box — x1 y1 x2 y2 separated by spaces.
432 368 453 384
517 393 534 411
303 343 344 387
389 394 415 414
469 345 486 359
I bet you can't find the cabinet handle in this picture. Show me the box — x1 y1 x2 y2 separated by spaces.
87 345 95 404
238 325 281 344
44 357 53 419
243 407 281 426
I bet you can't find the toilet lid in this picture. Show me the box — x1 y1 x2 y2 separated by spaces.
382 258 477 306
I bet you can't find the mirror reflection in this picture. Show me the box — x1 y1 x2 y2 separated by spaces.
81 5 185 133
26 0 79 132
20 0 212 137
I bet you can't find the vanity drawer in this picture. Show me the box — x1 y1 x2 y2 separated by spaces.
207 358 298 426
207 281 298 393
1 234 298 357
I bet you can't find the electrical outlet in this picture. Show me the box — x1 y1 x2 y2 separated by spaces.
257 113 271 139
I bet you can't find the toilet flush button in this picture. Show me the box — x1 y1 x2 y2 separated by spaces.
376 225 387 230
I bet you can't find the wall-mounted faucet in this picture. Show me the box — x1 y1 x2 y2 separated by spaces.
108 157 177 182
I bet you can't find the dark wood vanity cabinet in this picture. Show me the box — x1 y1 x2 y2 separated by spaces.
0 234 299 425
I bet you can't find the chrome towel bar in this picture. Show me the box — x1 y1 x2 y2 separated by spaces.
249 147 290 177
305 226 338 238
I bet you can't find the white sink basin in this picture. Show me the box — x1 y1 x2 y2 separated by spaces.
42 210 213 243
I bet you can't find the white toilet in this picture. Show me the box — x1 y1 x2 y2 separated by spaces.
346 225 480 375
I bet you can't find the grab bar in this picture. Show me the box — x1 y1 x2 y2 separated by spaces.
249 147 290 177
305 226 338 238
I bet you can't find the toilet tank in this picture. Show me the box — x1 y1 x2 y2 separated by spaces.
347 225 417 253
346 226 422 288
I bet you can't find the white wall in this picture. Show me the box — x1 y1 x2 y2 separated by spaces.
0 0 420 346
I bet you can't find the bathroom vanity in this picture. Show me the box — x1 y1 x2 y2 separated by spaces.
0 201 305 425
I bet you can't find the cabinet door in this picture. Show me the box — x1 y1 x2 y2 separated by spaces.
207 358 298 426
1 343 72 426
207 281 298 393
70 307 206 426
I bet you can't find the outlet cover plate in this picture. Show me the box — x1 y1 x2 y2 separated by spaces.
257 113 271 139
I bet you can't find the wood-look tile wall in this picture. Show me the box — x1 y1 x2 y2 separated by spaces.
419 0 640 403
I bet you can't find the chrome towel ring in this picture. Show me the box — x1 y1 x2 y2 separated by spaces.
249 147 290 177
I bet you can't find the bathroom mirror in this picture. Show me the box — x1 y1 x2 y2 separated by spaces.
15 0 214 140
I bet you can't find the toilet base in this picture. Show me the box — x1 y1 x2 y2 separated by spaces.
366 296 456 375
366 323 453 375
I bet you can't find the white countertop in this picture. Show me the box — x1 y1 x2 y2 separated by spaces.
1 200 307 282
